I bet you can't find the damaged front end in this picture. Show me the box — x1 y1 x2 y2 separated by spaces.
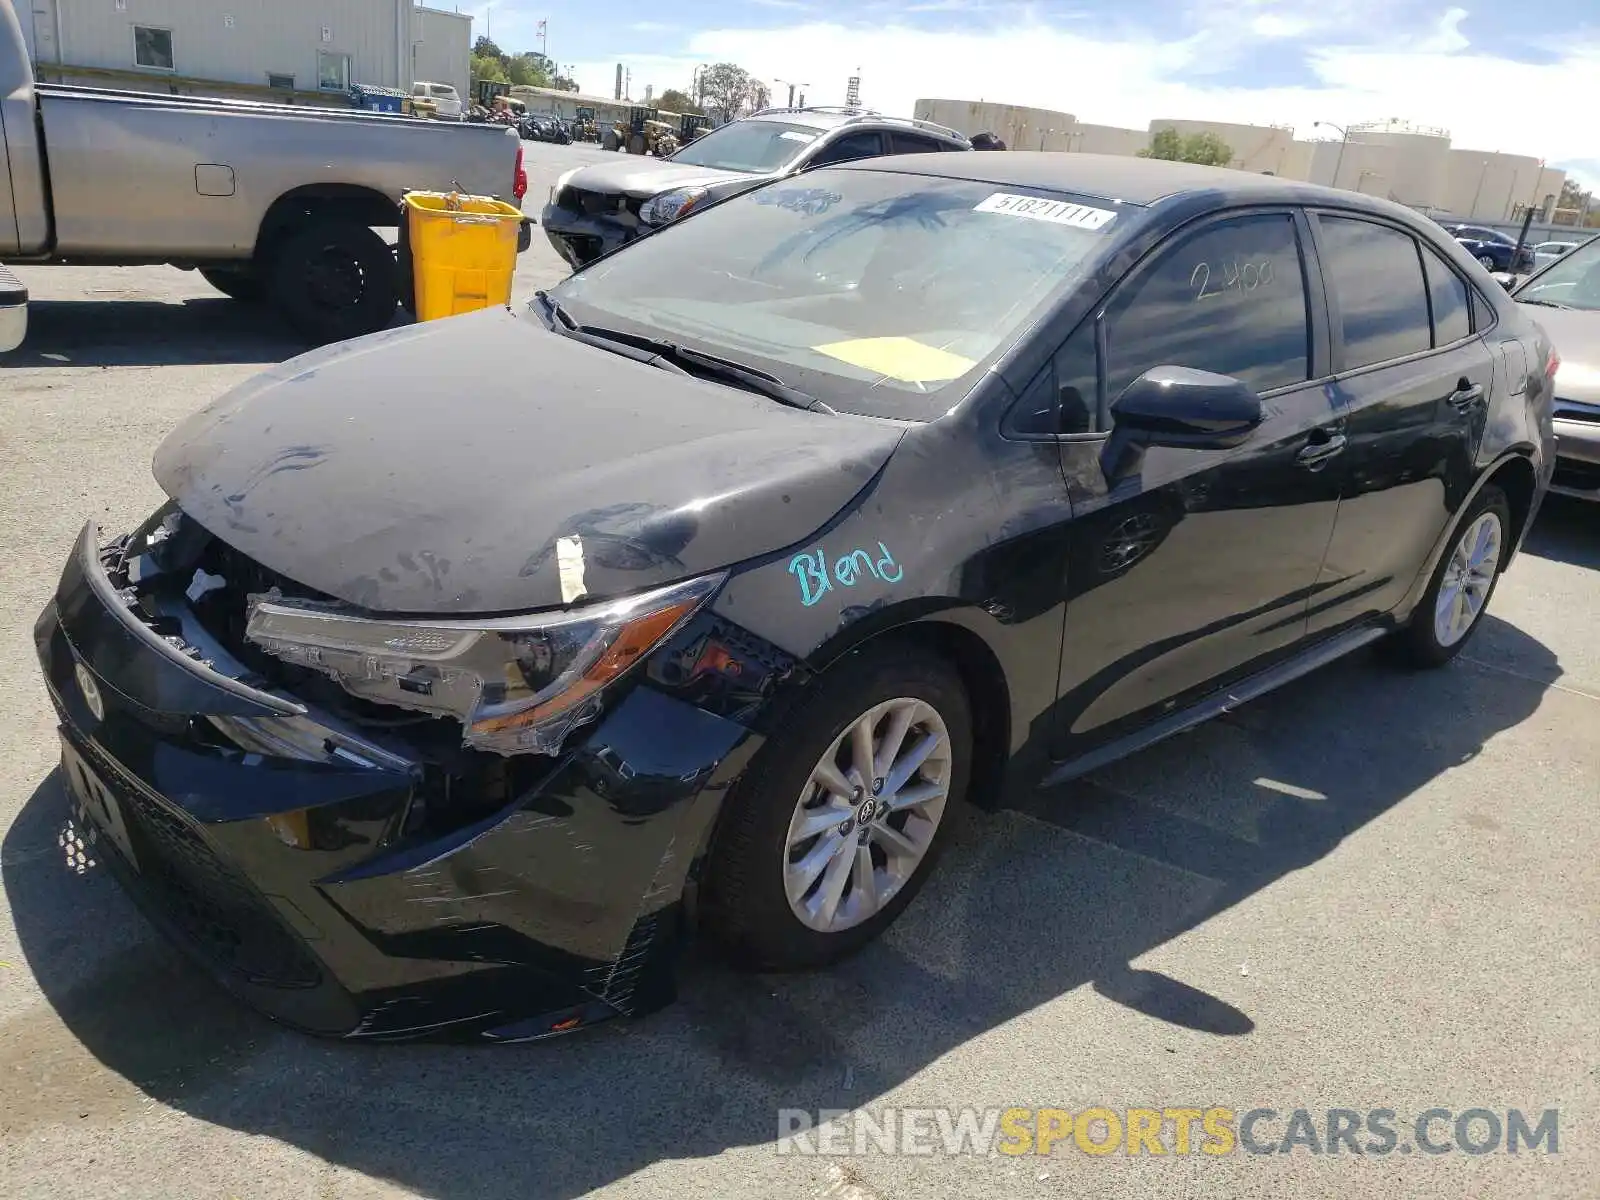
35 506 774 1041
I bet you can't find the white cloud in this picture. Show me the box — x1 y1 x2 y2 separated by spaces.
571 15 1600 187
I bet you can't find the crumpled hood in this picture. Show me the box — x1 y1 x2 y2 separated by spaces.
566 156 756 198
1521 304 1600 404
153 309 903 614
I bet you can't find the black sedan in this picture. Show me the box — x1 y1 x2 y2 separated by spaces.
36 154 1556 1041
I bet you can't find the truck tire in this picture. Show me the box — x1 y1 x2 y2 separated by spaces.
199 265 266 303
268 221 399 345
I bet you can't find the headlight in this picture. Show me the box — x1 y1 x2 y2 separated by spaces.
639 186 709 227
244 573 723 756
549 167 580 205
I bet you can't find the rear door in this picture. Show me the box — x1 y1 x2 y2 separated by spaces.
887 131 951 155
1302 213 1495 638
801 130 887 168
1052 209 1345 756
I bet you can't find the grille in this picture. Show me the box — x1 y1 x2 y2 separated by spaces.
559 187 623 217
89 746 323 989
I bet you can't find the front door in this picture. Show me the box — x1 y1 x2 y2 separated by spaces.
1052 210 1344 758
1302 214 1497 637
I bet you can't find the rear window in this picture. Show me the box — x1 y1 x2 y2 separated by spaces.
665 120 825 174
1317 216 1432 370
553 171 1129 419
430 85 458 99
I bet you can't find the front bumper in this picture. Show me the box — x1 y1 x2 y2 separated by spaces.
1551 405 1600 501
36 522 757 1041
539 203 637 269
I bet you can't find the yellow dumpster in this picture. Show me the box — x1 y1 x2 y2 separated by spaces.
403 190 524 322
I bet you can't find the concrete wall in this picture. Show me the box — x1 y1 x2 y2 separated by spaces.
30 0 461 97
1148 118 1294 174
1066 122 1147 156
413 6 468 105
914 99 1077 151
1444 151 1564 221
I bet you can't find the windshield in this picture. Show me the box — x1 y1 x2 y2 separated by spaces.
1515 235 1600 311
664 120 824 174
550 169 1128 418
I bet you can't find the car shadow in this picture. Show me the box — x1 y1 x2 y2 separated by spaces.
1523 495 1600 570
1 616 1556 1198
9 298 307 368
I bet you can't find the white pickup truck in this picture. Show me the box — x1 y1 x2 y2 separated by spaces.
0 0 527 343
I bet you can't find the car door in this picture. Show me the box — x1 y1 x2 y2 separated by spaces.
1050 209 1344 757
1301 214 1494 638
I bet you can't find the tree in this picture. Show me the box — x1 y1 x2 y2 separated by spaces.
699 62 766 122
506 53 552 88
657 88 702 115
470 53 508 85
472 36 503 60
1139 128 1234 167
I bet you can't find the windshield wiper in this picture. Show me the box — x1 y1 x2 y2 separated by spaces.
535 290 688 374
533 292 834 413
1517 297 1572 309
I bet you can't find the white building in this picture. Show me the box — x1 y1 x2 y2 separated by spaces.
24 0 470 108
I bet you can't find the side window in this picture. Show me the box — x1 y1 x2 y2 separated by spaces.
1103 213 1310 399
1316 216 1431 369
888 132 947 155
1003 320 1098 437
1421 245 1471 346
807 131 885 168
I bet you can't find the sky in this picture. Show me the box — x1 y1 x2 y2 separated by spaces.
455 0 1600 188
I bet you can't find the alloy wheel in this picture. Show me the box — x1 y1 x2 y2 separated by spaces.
1433 510 1502 648
783 697 953 934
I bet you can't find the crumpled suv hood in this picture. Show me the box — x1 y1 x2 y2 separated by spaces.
566 156 759 199
153 309 903 614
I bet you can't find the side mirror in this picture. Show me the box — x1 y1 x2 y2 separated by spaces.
1101 366 1263 482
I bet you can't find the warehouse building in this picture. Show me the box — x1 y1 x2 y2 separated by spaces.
22 0 470 110
916 98 1567 222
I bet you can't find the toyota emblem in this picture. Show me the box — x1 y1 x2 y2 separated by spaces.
74 662 105 722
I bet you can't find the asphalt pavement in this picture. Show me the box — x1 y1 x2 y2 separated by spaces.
0 140 1596 1199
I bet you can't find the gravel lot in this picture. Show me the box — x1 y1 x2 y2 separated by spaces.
2 140 1597 1199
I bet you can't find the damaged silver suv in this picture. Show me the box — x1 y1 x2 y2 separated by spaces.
540 106 973 268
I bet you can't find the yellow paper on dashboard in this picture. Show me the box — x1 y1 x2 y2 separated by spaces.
812 336 976 384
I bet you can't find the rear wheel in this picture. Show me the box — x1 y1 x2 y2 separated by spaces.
703 644 972 971
1391 485 1510 668
1477 253 1497 270
267 221 398 345
199 265 266 303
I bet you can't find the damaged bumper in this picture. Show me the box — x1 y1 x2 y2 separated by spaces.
37 521 763 1041
539 202 636 269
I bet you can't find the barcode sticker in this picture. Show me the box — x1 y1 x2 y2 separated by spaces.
974 192 1118 230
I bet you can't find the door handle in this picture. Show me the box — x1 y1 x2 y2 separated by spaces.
1449 382 1485 410
1296 433 1347 470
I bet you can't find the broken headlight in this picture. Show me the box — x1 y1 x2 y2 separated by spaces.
243 573 724 755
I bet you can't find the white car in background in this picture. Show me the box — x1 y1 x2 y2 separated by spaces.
413 81 464 120
1533 241 1582 270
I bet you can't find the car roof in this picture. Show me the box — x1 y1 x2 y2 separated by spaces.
829 150 1428 216
743 108 965 140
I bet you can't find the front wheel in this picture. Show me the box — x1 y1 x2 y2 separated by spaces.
1478 253 1498 270
703 644 972 972
267 221 399 345
1391 484 1511 668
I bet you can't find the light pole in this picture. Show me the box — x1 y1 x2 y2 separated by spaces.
1313 121 1350 188
775 78 809 110
691 63 709 109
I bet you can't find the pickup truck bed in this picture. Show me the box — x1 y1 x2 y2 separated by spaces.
0 0 526 343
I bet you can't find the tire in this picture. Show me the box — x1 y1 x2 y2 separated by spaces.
1391 484 1511 668
267 221 399 345
703 643 973 972
198 265 266 303
1478 254 1497 270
